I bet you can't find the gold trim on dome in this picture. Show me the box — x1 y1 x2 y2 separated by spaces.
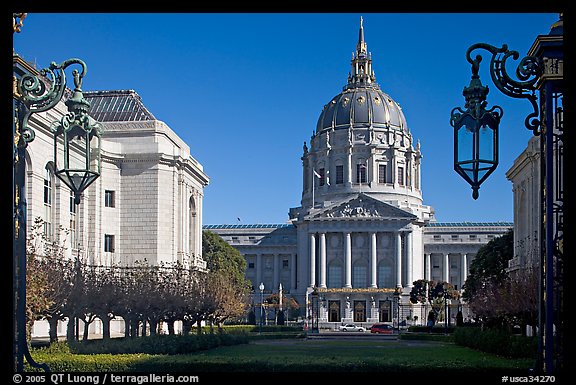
357 95 365 104
373 96 381 105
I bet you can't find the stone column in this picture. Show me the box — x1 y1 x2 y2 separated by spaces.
370 232 377 288
319 233 327 288
290 253 297 291
406 230 413 287
461 253 468 288
396 232 402 288
256 253 262 288
425 253 431 281
344 232 352 288
443 253 449 283
273 253 280 290
310 234 316 287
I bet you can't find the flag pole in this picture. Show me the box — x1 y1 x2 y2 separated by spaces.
312 168 315 209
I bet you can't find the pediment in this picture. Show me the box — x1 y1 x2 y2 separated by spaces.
306 194 417 221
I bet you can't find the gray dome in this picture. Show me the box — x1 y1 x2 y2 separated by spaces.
316 85 408 133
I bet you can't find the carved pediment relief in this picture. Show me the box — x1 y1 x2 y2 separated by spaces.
308 194 416 221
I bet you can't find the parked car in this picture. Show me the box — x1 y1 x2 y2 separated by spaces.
338 323 365 332
370 323 394 334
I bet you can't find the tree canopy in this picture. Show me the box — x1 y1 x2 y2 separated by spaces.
462 229 513 303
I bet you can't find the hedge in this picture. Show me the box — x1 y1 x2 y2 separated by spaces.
453 327 537 358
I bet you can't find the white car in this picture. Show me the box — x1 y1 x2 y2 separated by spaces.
338 323 365 332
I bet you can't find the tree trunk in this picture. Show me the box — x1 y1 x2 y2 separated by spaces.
123 316 130 338
196 319 202 335
101 315 111 340
130 319 139 338
48 316 59 343
149 319 158 336
182 319 192 335
66 316 75 343
141 320 147 337
166 319 175 335
83 319 90 341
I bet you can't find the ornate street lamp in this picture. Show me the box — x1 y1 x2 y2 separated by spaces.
450 53 502 200
393 287 401 333
259 282 265 333
451 41 541 196
310 286 319 333
450 15 563 373
13 14 102 372
51 64 103 205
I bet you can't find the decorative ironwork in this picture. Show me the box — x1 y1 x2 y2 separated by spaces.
450 54 503 199
13 13 27 33
465 43 541 135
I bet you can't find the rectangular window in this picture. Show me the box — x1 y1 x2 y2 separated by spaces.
469 234 477 239
248 262 255 269
335 165 344 184
282 259 289 269
104 234 115 253
105 190 115 208
319 168 325 186
378 164 387 184
433 235 441 240
397 166 404 185
451 235 459 240
356 163 367 183
44 177 52 205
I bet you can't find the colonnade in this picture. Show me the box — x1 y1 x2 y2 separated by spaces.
309 230 413 289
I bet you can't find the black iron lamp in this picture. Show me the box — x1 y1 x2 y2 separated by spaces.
52 61 103 205
310 286 319 333
450 54 502 200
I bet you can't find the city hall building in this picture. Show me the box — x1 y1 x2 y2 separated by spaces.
205 19 511 327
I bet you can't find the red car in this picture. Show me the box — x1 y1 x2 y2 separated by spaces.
370 323 394 334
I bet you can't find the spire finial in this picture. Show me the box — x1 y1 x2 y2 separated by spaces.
357 16 367 56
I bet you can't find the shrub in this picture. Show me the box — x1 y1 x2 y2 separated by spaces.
453 326 537 358
58 333 248 355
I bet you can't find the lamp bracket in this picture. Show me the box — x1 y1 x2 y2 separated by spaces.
15 58 88 148
466 43 540 135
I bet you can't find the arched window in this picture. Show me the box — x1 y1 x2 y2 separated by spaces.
356 159 367 184
327 261 342 288
352 261 368 288
189 196 197 257
43 164 54 239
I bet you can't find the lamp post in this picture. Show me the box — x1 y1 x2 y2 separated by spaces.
259 282 264 333
450 16 563 373
310 286 319 333
13 17 102 372
393 287 401 333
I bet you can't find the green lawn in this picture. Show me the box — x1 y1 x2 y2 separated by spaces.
29 337 534 373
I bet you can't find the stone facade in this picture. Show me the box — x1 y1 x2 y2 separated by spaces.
16 77 210 270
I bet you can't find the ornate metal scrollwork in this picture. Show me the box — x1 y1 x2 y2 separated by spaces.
466 43 541 135
15 59 88 147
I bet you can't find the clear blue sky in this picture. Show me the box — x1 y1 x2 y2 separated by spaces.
13 13 560 225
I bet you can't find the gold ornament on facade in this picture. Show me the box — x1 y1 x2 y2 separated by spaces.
373 96 381 105
13 13 27 33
